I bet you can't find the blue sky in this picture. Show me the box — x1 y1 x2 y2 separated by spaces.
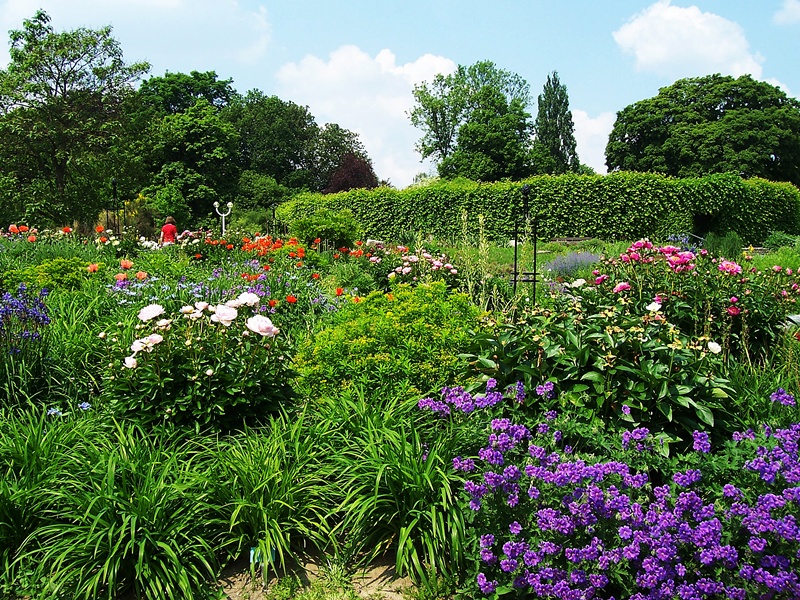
1 0 798 187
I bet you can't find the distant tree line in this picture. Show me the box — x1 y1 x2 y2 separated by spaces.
0 10 380 230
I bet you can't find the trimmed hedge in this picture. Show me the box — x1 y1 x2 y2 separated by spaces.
276 172 800 245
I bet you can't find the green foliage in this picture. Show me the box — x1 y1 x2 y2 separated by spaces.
277 172 800 246
101 300 294 433
703 230 743 260
606 74 800 186
532 71 579 174
289 208 362 247
30 423 227 600
762 230 800 251
293 282 481 403
0 256 98 293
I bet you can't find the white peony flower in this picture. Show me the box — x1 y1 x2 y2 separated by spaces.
570 278 587 288
646 302 662 312
246 315 279 337
194 301 209 312
123 356 138 369
708 341 722 354
180 305 194 314
211 304 238 326
237 292 260 306
138 303 165 322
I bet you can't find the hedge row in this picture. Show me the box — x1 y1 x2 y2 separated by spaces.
276 172 800 245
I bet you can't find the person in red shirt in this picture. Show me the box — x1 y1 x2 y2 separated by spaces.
159 216 178 246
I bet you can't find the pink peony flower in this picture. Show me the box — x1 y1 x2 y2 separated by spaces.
773 265 783 272
246 315 280 337
613 282 631 293
138 303 165 322
718 260 742 275
595 274 608 285
730 296 738 303
727 306 741 316
211 304 238 326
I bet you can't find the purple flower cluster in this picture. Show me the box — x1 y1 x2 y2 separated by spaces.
417 381 506 416
771 388 797 407
1 283 51 353
463 387 800 599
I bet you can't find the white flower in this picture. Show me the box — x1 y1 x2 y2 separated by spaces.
123 356 138 369
98 332 106 339
205 369 214 376
237 292 260 306
211 304 238 326
708 341 722 354
130 340 145 354
645 302 662 312
246 315 279 337
180 305 194 314
155 318 172 329
570 278 587 288
188 310 204 320
138 303 165 322
194 301 209 312
146 333 164 346
225 298 243 308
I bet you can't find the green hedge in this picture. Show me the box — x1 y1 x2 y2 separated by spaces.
276 172 800 245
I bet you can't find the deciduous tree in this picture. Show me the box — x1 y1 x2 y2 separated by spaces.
532 71 579 174
606 74 800 186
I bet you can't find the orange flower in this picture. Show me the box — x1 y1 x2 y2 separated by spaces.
99 236 108 243
87 263 99 273
335 287 343 297
313 237 321 244
288 251 296 258
120 259 134 270
311 273 320 279
263 264 271 271
114 273 127 281
95 225 105 233
194 253 203 259
386 293 395 301
19 225 29 233
9 224 19 234
286 294 297 304
355 240 363 246
135 271 148 281
62 226 72 234
27 235 36 242
333 253 340 259
226 244 233 250
242 237 251 244
352 296 361 303
268 299 278 308
296 261 303 268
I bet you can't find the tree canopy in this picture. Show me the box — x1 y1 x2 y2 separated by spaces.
409 60 534 181
0 10 149 226
532 71 579 174
606 74 800 186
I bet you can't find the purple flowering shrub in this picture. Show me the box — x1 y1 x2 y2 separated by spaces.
424 381 800 599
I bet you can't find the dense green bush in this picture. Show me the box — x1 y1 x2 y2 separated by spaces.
293 282 482 403
277 173 800 245
288 208 361 247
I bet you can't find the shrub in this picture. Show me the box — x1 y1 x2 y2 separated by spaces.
703 230 743 260
0 256 101 293
293 282 482 404
100 295 293 433
289 208 361 248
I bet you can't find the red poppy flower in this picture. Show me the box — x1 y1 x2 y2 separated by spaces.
352 296 361 303
19 225 29 233
195 253 203 259
226 244 233 250
263 265 271 271
336 287 343 297
313 238 321 244
286 295 297 304
120 259 134 270
355 240 362 246
27 235 36 242
86 263 99 273
268 299 278 308
296 261 303 268
312 273 320 279
62 226 72 234
333 253 340 259
288 252 296 258
99 236 108 243
95 225 105 233
9 224 19 234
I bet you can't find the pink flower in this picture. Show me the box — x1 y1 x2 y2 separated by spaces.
773 265 783 272
595 274 608 285
700 249 708 256
718 260 742 275
246 315 280 337
730 296 739 303
138 303 165 322
727 306 741 316
620 253 630 263
658 245 681 256
613 282 631 293
211 304 238 326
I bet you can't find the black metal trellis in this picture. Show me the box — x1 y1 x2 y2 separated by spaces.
511 184 539 302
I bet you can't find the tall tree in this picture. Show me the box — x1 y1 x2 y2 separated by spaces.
532 71 579 174
323 152 379 193
137 71 235 116
439 86 533 181
409 60 532 169
606 74 800 186
0 10 149 226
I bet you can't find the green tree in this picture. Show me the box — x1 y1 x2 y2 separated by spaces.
532 71 579 174
137 70 235 116
0 10 148 226
606 74 800 186
409 60 532 170
144 99 239 224
439 86 533 181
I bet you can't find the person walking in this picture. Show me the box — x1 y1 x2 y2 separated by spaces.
159 216 178 246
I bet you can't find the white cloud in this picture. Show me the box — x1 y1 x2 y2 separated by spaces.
276 45 456 188
774 0 800 24
572 110 615 174
613 0 763 79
